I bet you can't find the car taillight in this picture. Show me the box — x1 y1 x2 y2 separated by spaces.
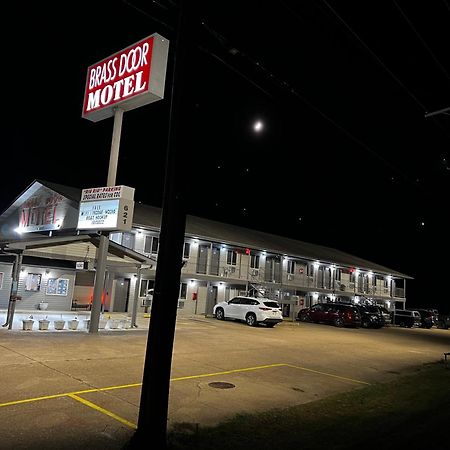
259 307 271 311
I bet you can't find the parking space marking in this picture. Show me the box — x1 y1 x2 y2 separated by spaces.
171 363 286 382
68 394 136 429
0 362 369 411
286 363 370 385
0 383 143 408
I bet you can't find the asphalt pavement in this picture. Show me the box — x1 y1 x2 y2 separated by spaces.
1 314 449 449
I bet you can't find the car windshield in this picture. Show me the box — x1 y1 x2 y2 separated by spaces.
263 301 280 308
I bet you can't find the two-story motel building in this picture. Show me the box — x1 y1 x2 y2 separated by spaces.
0 180 411 319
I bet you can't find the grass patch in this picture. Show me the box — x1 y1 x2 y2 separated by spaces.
168 362 450 450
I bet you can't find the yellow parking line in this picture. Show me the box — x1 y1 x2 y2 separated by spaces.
0 362 368 410
171 363 287 381
286 363 370 385
0 383 144 408
68 394 136 429
0 392 70 407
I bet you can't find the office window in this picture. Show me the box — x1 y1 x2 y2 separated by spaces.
227 250 237 265
183 242 191 259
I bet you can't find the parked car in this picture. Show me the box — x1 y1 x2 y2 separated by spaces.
297 303 361 328
436 313 450 330
377 305 392 325
356 305 384 329
392 309 422 328
415 308 438 329
213 296 283 327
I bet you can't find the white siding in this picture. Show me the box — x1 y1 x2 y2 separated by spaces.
0 263 13 308
17 267 75 311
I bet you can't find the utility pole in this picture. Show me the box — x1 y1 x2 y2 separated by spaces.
132 1 190 448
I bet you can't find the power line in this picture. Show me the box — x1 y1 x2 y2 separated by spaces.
392 0 450 83
321 0 428 111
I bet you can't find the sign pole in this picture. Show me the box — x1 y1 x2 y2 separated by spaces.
89 107 123 334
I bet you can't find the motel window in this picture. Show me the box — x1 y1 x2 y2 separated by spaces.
179 282 187 299
0 272 3 289
250 254 260 269
140 279 154 297
287 260 295 274
227 250 237 266
183 242 191 259
151 237 159 254
110 233 122 244
121 233 135 250
144 235 152 254
143 235 159 254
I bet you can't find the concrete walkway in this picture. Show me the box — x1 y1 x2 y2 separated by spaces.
0 309 153 332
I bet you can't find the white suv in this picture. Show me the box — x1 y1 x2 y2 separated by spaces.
213 296 283 327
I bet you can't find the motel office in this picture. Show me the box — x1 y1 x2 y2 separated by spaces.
0 180 411 318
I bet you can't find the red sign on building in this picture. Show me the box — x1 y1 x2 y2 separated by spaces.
82 33 169 122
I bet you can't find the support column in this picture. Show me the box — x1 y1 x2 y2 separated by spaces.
89 108 123 334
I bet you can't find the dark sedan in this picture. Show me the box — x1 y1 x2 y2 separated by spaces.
297 303 361 328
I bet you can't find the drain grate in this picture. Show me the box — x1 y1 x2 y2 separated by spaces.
208 381 236 389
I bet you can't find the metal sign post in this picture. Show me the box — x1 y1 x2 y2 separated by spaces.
89 108 123 334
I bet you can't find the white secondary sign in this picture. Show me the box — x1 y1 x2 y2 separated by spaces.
77 185 135 232
80 185 134 202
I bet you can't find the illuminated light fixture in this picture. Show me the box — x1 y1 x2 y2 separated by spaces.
14 227 24 234
253 120 263 132
313 261 320 268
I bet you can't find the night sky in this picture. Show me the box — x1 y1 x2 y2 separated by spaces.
3 1 450 311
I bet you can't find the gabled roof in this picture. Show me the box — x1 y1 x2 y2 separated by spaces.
0 180 412 279
133 204 412 279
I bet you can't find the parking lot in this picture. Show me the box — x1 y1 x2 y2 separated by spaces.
0 316 449 449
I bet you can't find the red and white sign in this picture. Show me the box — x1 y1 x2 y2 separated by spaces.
82 33 169 122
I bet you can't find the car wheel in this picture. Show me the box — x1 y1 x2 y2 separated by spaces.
299 313 309 322
399 321 406 327
246 313 257 327
215 308 225 320
334 317 345 327
361 319 369 328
